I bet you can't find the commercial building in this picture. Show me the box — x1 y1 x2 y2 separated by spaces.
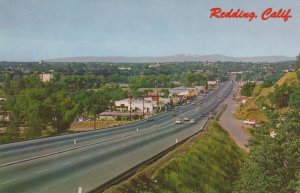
114 97 170 116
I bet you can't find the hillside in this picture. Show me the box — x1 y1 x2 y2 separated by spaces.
106 121 244 193
235 72 299 121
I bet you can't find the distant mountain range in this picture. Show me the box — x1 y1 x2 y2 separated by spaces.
45 54 295 63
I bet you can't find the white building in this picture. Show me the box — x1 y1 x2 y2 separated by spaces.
39 73 53 83
168 87 190 97
114 97 170 115
207 80 218 86
168 87 199 98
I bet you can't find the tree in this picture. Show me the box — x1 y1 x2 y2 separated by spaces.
181 72 207 87
15 88 50 138
240 82 256 97
2 73 14 96
269 83 291 108
296 53 300 80
296 53 300 70
289 85 300 110
235 111 300 193
15 76 26 91
261 79 273 88
5 97 21 140
49 91 77 133
161 88 170 98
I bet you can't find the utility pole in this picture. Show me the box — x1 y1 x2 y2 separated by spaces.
93 104 97 130
128 94 132 119
94 111 96 130
142 94 147 118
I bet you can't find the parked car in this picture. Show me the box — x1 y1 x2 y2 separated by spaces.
183 117 189 121
190 119 195 123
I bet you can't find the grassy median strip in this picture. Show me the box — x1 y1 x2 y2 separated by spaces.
105 121 244 193
215 104 228 121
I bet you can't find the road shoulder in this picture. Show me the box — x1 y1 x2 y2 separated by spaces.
218 90 249 151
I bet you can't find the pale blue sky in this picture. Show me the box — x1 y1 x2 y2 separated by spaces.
0 0 299 61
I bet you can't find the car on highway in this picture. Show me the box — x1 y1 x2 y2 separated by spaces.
175 119 182 124
183 117 189 121
147 118 154 121
190 119 195 123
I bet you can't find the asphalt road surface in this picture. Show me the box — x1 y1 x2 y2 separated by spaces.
219 84 249 150
0 81 233 193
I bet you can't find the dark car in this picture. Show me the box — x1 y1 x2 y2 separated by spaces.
147 118 154 121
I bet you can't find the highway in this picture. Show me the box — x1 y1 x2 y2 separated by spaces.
0 81 233 193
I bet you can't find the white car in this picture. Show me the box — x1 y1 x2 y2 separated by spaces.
190 119 195 123
183 117 189 121
175 120 182 124
243 120 256 125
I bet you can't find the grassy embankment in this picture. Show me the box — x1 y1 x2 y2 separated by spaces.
106 121 244 193
235 72 298 121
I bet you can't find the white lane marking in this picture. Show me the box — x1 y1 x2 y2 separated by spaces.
2 178 17 185
35 169 48 174
62 162 71 166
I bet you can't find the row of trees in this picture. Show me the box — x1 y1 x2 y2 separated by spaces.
3 60 291 84
1 74 126 140
0 69 211 142
128 72 207 90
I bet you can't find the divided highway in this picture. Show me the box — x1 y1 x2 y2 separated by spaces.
0 81 233 193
